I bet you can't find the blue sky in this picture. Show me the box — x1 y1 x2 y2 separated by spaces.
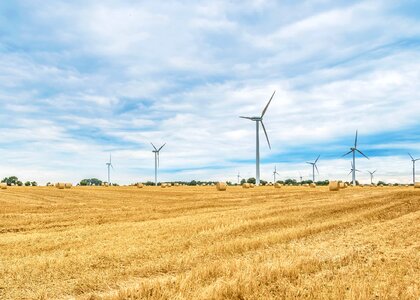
0 0 419 184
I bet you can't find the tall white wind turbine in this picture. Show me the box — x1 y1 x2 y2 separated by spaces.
237 172 242 184
408 153 419 184
306 155 320 182
342 130 369 186
105 154 114 184
240 91 276 186
151 143 166 186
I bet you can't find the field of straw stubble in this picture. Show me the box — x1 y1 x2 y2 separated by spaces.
0 186 419 299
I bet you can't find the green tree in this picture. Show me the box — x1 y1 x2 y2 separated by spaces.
25 181 31 186
31 181 37 186
247 178 256 184
2 176 19 186
284 179 297 185
79 178 103 186
240 179 246 185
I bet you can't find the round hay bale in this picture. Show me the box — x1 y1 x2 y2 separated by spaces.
216 182 227 191
249 183 255 188
65 183 72 189
309 183 316 188
414 182 420 189
274 183 282 189
161 183 167 188
137 183 144 188
329 181 340 191
338 182 345 189
242 183 250 189
0 183 7 189
303 184 309 187
56 183 65 189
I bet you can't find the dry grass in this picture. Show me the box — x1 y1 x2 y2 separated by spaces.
0 186 419 299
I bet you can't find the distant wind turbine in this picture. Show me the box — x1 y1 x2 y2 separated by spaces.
299 172 303 182
408 153 419 184
342 130 369 186
240 91 276 185
151 143 166 186
237 172 242 184
306 155 320 182
105 154 114 184
348 161 361 176
273 165 279 183
367 170 376 185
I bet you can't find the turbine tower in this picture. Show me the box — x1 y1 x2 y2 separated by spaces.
240 91 276 185
151 143 166 186
273 165 279 183
306 155 320 182
237 172 242 184
343 130 369 186
408 153 419 184
299 172 303 182
367 170 376 185
105 154 114 184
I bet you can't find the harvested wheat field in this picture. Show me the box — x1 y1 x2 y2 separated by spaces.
0 186 419 299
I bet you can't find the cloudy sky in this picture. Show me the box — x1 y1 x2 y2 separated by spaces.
1 0 419 185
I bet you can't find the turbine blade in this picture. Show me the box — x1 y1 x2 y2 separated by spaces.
151 143 158 151
239 116 253 120
158 143 166 151
261 90 276 118
373 170 376 174
408 153 414 160
260 121 271 149
306 162 312 165
315 164 319 174
342 150 353 157
348 170 352 175
354 130 358 147
356 149 369 159
315 155 320 163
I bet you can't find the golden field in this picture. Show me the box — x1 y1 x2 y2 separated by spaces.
0 186 419 300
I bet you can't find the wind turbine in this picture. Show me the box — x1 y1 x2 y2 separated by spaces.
151 143 166 186
408 153 419 184
240 91 276 185
273 165 279 183
299 172 303 183
306 155 320 182
367 170 376 185
342 130 369 186
348 161 361 176
237 172 242 184
105 154 114 184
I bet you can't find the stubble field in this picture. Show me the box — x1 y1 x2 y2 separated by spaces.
0 185 419 299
